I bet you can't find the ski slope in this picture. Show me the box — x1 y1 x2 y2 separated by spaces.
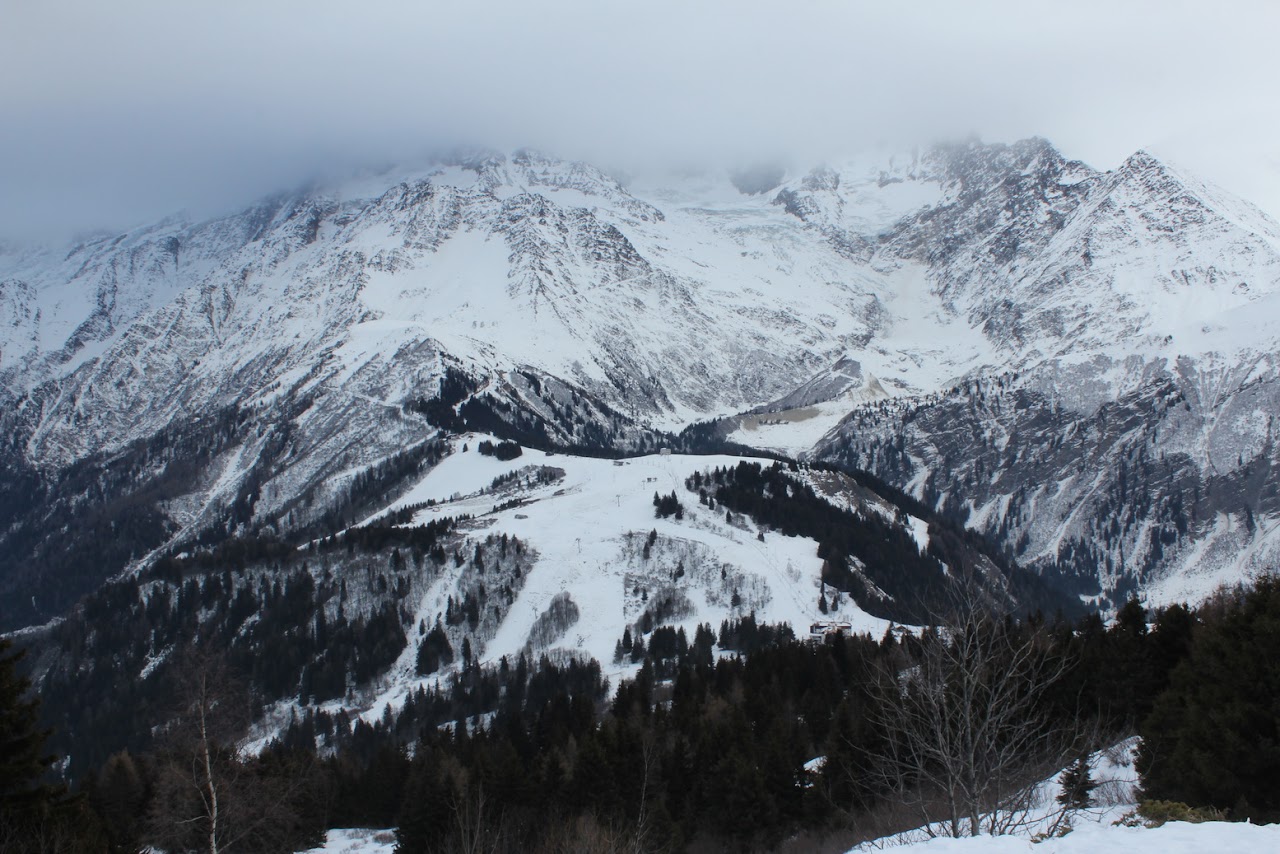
348 436 896 721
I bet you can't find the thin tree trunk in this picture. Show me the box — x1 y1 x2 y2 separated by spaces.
199 674 220 854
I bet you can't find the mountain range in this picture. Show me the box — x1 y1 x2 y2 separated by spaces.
5 136 1280 766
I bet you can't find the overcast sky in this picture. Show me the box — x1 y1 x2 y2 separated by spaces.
3 0 1279 238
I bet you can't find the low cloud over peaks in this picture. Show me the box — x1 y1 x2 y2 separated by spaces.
3 0 1278 237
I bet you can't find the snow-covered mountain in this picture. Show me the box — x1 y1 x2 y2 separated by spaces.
4 138 1280 632
33 436 1039 775
813 145 1280 607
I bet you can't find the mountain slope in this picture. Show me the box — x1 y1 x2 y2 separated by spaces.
3 139 1280 631
29 438 1044 776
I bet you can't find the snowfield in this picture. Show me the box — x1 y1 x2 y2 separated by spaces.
857 819 1280 853
347 436 896 724
303 827 397 854
308 820 1280 854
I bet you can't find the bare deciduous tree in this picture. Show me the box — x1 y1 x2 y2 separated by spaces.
146 651 322 854
450 779 504 854
146 653 250 854
867 586 1078 838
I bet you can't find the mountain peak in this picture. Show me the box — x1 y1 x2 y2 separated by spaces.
1107 146 1280 250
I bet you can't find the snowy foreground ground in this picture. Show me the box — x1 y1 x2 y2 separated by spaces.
302 740 1280 853
305 815 1280 854
844 740 1279 852
861 818 1280 852
303 827 396 854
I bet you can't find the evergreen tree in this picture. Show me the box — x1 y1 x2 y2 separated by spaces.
416 624 454 676
1138 575 1280 822
395 747 453 853
86 751 148 853
0 639 59 826
0 639 94 853
1056 756 1096 810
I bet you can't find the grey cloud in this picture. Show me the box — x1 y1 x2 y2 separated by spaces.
2 0 1278 237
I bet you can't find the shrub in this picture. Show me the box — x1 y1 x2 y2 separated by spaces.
1114 800 1226 827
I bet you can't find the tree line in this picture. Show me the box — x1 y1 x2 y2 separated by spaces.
9 576 1280 852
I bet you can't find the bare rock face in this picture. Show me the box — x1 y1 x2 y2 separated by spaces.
811 144 1280 608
